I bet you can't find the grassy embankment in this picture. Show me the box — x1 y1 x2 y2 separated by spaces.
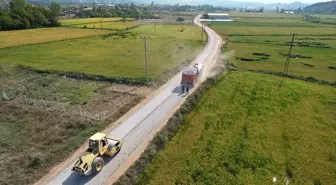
208 13 336 82
134 71 336 185
0 24 204 81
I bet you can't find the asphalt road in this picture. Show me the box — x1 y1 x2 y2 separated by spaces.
44 15 222 185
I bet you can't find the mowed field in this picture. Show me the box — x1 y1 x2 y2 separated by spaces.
0 28 114 48
136 71 336 185
207 13 336 82
0 24 204 79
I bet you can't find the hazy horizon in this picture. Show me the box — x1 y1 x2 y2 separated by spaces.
170 0 330 4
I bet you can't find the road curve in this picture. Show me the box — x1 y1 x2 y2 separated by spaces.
41 15 222 185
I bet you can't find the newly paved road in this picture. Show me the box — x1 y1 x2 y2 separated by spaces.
44 15 222 185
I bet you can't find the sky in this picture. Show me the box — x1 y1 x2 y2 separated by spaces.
231 0 324 3
178 0 327 4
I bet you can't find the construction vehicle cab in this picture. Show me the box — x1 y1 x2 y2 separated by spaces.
72 132 122 176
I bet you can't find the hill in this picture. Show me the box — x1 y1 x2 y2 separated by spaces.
304 0 336 14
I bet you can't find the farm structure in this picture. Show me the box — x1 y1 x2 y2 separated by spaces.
208 13 230 20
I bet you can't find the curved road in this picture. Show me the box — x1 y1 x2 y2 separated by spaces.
39 15 222 185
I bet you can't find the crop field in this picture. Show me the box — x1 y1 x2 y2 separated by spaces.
207 13 336 82
0 24 203 80
70 21 139 30
208 23 336 36
136 71 336 185
0 62 149 185
0 28 114 49
132 24 204 41
60 17 132 26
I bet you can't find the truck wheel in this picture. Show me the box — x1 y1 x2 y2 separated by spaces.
92 157 104 173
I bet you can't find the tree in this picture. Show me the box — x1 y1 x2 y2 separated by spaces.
10 0 26 9
276 6 279 13
49 2 61 16
259 6 264 12
176 17 184 21
0 14 13 30
0 0 60 30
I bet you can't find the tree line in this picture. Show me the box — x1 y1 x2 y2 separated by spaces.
66 3 158 19
0 0 60 31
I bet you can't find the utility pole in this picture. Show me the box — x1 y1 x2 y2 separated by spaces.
100 18 102 29
201 24 204 42
154 23 156 33
141 36 149 82
283 33 295 77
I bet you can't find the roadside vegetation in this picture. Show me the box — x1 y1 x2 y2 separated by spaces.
208 13 336 83
132 71 336 185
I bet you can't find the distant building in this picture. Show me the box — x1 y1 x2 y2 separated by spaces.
0 0 11 11
208 13 230 20
203 13 234 22
285 11 294 14
83 7 93 11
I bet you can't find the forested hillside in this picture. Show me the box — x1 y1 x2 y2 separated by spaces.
304 0 336 14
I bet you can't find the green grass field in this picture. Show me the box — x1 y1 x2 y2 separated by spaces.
0 24 203 79
208 13 336 82
136 71 336 185
70 21 139 30
0 28 114 49
229 12 302 18
208 23 336 36
60 17 132 26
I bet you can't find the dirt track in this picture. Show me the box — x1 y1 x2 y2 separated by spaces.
35 15 223 185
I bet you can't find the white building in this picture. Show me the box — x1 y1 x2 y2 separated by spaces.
208 13 230 20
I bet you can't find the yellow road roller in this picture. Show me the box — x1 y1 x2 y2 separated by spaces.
72 132 122 175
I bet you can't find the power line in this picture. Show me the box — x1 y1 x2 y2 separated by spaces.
141 36 149 82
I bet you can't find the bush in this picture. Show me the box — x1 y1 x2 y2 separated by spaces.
176 17 185 21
